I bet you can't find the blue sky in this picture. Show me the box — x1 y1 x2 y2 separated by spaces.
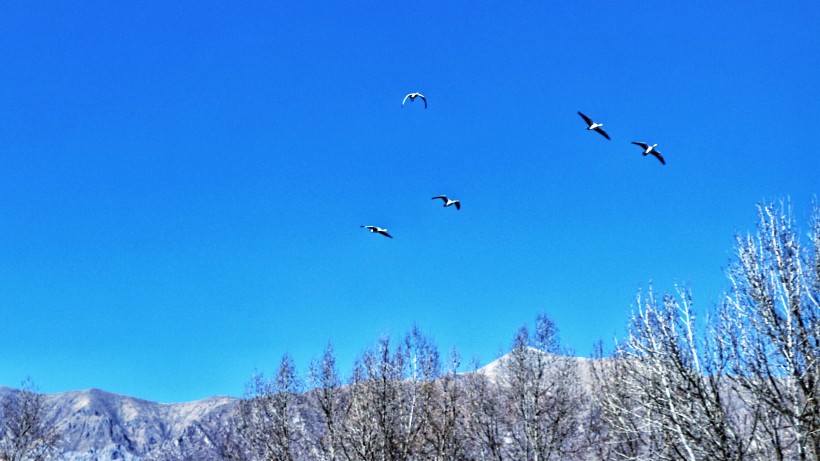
1 1 818 402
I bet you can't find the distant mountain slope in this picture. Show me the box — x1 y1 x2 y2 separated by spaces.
475 346 598 387
1 387 238 461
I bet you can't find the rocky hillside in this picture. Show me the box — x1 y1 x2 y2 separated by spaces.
1 387 238 461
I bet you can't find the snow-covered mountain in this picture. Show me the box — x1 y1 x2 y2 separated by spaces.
475 347 598 387
1 387 238 461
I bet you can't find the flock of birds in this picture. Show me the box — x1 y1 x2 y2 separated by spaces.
577 111 666 165
360 92 665 239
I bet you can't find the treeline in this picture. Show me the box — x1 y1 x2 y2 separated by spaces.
215 201 820 461
218 316 584 461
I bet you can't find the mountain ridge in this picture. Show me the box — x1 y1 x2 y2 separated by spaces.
1 385 238 461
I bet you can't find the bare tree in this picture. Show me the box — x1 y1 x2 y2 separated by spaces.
499 313 585 461
596 284 766 461
590 340 659 461
586 341 642 461
236 354 304 461
424 347 466 461
364 335 404 461
463 356 511 461
0 378 60 461
393 326 439 461
717 201 820 460
339 352 381 461
339 336 404 461
306 343 345 461
338 328 440 461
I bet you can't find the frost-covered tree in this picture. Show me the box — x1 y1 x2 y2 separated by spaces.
717 201 820 460
597 286 758 461
0 378 60 461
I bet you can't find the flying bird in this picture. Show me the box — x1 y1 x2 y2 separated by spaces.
432 195 460 210
577 112 610 140
402 92 427 109
632 142 666 165
360 225 393 238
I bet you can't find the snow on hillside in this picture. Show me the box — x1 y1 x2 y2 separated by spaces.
1 386 238 461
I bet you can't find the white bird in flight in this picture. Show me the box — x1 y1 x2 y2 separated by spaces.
402 92 427 109
631 142 666 165
432 195 460 210
360 225 393 238
577 112 610 140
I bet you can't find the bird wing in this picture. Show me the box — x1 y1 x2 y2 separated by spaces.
432 195 447 201
379 230 393 238
595 127 611 140
419 94 427 108
652 151 666 165
454 201 461 210
577 112 593 126
402 94 410 107
361 225 375 230
632 142 649 149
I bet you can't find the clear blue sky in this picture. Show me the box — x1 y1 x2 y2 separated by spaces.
1 1 818 403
